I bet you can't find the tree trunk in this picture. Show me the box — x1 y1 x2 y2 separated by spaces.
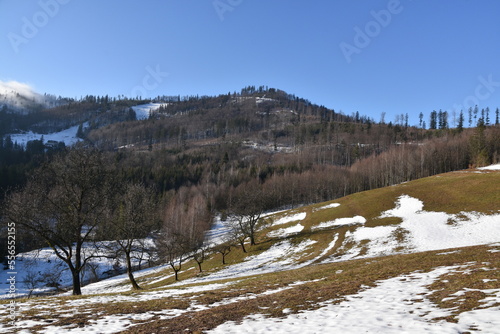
126 252 141 290
170 261 182 281
72 243 83 295
239 239 247 253
71 270 82 295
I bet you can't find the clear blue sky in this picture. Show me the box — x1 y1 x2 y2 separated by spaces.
1 0 500 126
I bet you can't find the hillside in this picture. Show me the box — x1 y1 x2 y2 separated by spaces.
5 87 499 239
1 166 499 333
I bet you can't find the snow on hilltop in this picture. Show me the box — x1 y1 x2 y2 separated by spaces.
0 80 66 112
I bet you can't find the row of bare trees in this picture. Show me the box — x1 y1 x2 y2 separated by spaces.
2 146 214 295
1 146 275 295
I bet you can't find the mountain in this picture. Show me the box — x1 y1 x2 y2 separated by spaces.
1 86 499 332
0 81 66 114
1 166 499 333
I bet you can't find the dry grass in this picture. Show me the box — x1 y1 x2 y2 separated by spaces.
121 244 499 333
5 244 498 333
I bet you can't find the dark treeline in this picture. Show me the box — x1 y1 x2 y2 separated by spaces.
106 125 499 211
1 101 140 136
0 135 66 201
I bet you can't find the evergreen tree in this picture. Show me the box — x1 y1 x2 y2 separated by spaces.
469 118 489 167
457 110 464 132
430 110 437 129
76 124 85 139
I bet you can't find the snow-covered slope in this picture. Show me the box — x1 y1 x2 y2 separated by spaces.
7 124 83 147
131 103 165 120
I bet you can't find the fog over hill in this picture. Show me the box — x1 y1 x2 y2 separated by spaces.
0 81 66 113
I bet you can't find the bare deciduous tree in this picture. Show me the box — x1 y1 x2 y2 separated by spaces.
192 242 210 273
5 147 111 295
155 186 212 281
223 218 248 253
155 229 189 281
229 181 270 247
212 243 232 265
103 183 160 290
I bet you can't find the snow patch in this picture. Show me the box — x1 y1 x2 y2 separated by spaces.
267 224 304 238
326 195 500 262
0 240 156 298
273 212 307 226
478 163 500 171
312 216 366 231
313 203 341 211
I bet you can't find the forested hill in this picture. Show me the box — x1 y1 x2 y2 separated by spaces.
83 86 401 152
1 86 500 259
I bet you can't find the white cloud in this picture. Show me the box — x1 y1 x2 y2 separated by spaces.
0 80 42 102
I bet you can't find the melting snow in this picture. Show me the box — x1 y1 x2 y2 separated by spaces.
478 163 500 171
172 239 317 287
272 212 307 226
330 195 500 261
313 203 341 211
207 265 500 334
267 224 304 238
311 215 366 231
2 194 499 333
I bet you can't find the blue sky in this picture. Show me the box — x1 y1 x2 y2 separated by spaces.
1 0 500 126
